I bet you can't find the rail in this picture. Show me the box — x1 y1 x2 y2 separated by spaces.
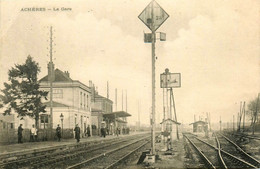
233 133 260 140
213 133 228 169
218 133 260 168
194 134 257 168
183 134 216 169
67 135 150 169
1 134 148 168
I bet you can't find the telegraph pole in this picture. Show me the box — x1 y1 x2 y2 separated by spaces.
220 116 222 132
138 101 140 130
115 88 117 111
151 9 156 155
126 90 128 112
122 90 123 111
48 26 54 130
243 101 245 131
233 115 235 132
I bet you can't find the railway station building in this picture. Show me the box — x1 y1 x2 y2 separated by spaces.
90 82 113 135
39 67 92 137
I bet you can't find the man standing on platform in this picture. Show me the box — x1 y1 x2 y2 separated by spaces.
74 124 80 142
18 124 23 143
86 125 91 137
30 124 36 142
56 124 61 141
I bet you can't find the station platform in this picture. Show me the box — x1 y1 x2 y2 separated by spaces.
0 132 143 154
151 138 185 169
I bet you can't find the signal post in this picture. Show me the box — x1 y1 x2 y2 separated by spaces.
138 0 169 159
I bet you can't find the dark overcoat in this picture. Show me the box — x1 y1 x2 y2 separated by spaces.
74 126 80 139
18 126 23 136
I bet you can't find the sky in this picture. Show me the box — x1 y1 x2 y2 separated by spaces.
0 0 259 126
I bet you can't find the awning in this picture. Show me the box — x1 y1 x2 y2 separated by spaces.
116 119 127 123
103 111 131 118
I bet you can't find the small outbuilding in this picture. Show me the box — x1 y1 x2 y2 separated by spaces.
160 118 181 140
190 120 208 133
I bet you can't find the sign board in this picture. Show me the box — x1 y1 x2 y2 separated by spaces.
144 33 154 43
138 1 169 31
160 32 166 41
160 73 181 88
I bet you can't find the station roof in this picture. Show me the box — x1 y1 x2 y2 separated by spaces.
160 118 181 125
103 111 131 118
189 120 208 125
91 108 103 112
39 69 73 82
39 68 91 92
94 94 113 103
116 119 127 123
43 101 69 107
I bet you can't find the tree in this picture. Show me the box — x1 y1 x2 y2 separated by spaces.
247 94 260 135
0 56 48 128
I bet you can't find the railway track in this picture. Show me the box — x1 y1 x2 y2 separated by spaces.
183 134 216 169
232 133 260 140
217 133 260 168
0 134 149 169
184 133 259 168
67 135 151 169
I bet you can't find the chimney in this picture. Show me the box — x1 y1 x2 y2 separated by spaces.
107 81 109 99
93 84 96 102
89 81 95 102
64 71 70 77
48 62 55 82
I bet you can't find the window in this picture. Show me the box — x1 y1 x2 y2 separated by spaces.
84 93 86 109
53 89 63 98
87 95 89 110
10 123 14 129
45 89 63 98
75 114 77 125
80 92 82 108
40 115 49 123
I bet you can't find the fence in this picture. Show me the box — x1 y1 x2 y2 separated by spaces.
0 121 74 145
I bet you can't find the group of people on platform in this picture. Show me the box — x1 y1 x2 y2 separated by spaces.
17 124 38 143
101 126 130 137
17 123 130 144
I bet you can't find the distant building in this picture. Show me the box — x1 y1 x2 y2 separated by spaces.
160 118 181 140
39 67 92 137
190 120 208 133
89 82 131 135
